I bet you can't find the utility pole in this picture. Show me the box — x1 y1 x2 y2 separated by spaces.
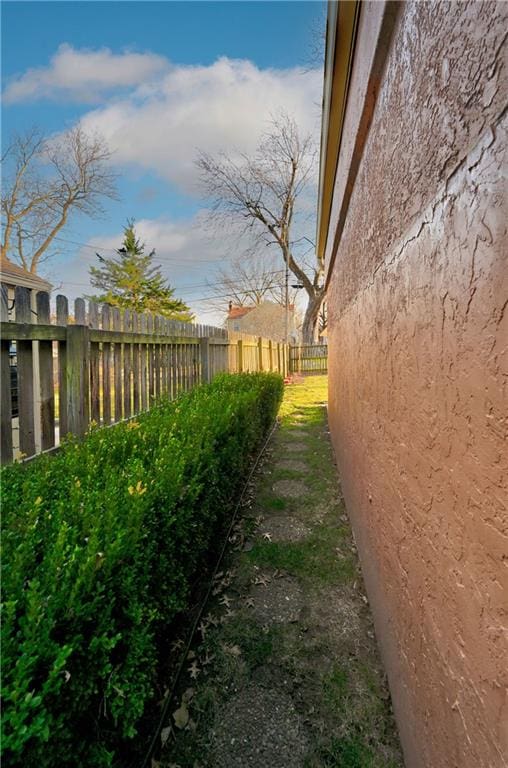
285 258 289 344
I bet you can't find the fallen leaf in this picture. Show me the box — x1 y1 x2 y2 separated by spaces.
172 702 189 729
245 597 255 608
220 594 232 608
262 532 273 542
197 621 207 639
188 660 201 679
182 687 195 703
160 725 172 747
224 644 242 657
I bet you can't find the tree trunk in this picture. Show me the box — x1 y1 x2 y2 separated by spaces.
302 292 324 344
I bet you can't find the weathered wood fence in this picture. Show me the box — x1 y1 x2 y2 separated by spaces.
0 287 289 464
289 344 328 374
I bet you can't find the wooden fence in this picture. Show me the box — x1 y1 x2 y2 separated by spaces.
289 344 328 374
0 287 289 464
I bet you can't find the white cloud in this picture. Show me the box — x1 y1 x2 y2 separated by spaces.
3 44 168 103
5 45 322 192
79 56 322 191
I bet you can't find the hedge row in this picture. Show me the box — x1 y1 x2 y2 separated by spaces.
1 372 283 766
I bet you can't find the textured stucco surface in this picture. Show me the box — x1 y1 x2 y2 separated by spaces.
326 2 508 767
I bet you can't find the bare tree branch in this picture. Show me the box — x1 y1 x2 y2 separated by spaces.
206 255 298 313
1 125 118 273
196 113 324 342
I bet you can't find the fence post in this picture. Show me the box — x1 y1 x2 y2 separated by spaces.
66 298 90 437
237 339 244 373
15 286 36 457
1 285 12 462
36 291 55 450
268 339 273 372
257 337 263 372
56 295 69 437
200 336 211 383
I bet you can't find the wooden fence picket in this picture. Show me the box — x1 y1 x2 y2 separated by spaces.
0 290 295 463
15 286 36 458
36 291 55 451
1 286 12 462
102 304 112 425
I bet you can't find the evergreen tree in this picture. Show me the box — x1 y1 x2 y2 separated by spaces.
88 221 193 321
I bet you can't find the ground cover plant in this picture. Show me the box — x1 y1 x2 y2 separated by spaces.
1 372 283 767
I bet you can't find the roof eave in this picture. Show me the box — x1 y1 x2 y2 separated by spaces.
316 0 360 269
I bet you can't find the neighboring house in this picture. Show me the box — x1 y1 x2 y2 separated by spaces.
226 301 299 344
0 256 52 316
318 3 506 768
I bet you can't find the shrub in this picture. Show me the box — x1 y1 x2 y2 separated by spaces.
1 373 283 767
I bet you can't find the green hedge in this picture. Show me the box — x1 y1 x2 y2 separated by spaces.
1 372 283 767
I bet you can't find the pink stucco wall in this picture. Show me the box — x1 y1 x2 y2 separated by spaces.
325 3 507 767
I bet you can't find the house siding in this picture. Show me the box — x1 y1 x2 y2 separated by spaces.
324 3 507 767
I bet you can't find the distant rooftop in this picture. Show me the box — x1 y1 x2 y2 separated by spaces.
0 256 52 292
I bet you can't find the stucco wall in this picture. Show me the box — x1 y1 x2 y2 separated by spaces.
326 2 507 767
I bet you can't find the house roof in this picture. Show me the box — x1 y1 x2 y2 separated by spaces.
0 256 52 292
227 305 254 320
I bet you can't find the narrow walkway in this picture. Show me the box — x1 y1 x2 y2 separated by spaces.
161 376 403 768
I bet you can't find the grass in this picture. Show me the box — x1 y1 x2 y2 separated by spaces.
248 535 356 586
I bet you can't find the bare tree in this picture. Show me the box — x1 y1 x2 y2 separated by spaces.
207 255 298 311
196 114 325 342
1 125 118 273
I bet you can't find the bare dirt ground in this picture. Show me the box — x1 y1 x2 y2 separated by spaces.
158 375 403 768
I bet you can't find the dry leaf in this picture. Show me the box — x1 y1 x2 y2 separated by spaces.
172 702 189 730
160 725 172 747
197 621 207 639
224 644 242 657
182 687 195 704
188 660 201 679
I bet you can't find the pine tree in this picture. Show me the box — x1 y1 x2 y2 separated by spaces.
88 221 193 321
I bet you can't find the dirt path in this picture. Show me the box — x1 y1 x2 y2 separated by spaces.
159 376 403 768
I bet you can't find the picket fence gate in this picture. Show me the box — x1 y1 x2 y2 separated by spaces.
289 344 328 374
0 286 289 464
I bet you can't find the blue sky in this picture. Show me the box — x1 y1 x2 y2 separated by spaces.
2 1 324 322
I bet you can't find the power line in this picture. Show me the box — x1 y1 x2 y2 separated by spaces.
58 268 287 294
48 235 251 266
